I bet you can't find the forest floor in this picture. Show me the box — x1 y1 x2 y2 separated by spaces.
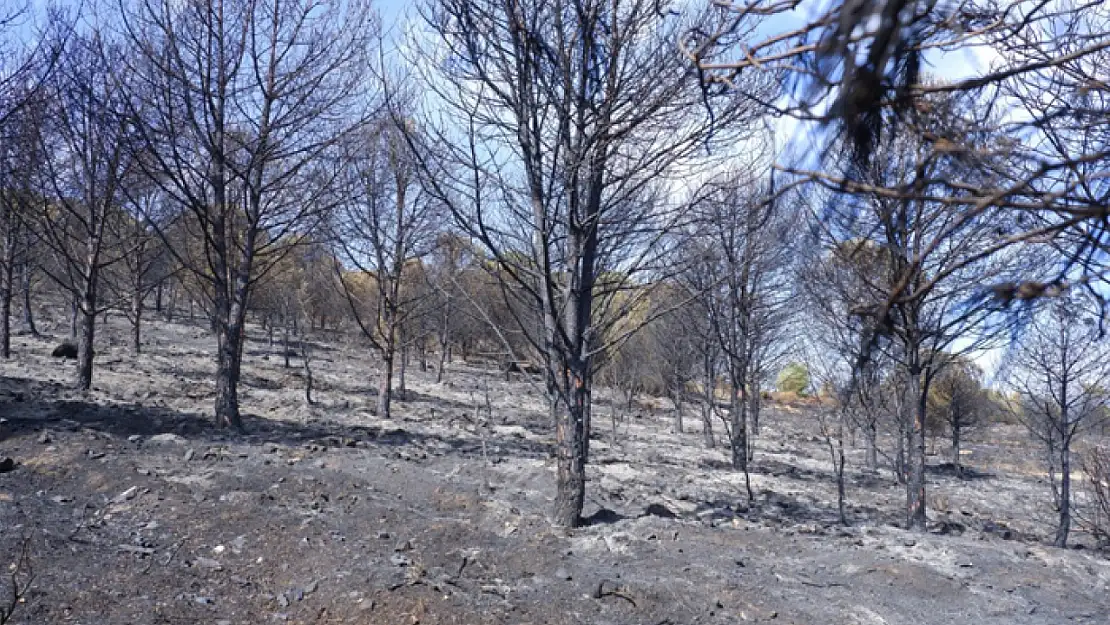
1 310 1108 625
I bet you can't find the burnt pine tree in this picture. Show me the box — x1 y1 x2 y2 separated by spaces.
411 0 771 527
1008 294 1110 548
35 29 132 391
119 0 376 427
332 114 442 420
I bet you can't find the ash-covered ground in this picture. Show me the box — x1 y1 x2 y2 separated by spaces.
1 312 1107 624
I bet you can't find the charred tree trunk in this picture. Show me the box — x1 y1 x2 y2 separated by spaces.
283 312 291 369
70 294 79 338
865 419 879 472
951 419 962 478
377 344 394 418
1055 382 1072 547
701 400 715 448
164 284 176 322
301 333 314 406
907 365 928 531
550 198 599 528
553 366 590 528
75 277 97 391
20 263 37 336
729 379 754 501
214 319 244 430
747 384 760 462
213 253 249 430
835 429 847 525
399 343 408 400
895 398 908 483
131 285 143 354
1056 442 1072 547
671 388 684 434
729 384 748 471
0 256 12 360
701 353 716 448
436 340 449 383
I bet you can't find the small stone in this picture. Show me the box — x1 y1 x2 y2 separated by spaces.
277 593 290 608
376 532 390 540
184 449 196 462
291 587 304 602
903 539 917 547
555 568 572 581
38 432 53 444
213 545 226 554
194 596 214 605
128 435 142 443
389 554 412 567
112 486 139 504
304 580 318 595
150 433 186 444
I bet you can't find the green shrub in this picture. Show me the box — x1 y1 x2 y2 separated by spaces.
777 363 810 395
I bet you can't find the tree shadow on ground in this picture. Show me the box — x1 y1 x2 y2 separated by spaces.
155 363 215 382
242 334 340 357
0 374 553 463
581 507 628 526
926 462 994 480
395 389 474 413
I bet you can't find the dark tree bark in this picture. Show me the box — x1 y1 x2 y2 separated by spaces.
906 364 929 532
865 420 879 472
75 271 97 391
20 262 37 335
130 282 143 354
0 241 12 359
301 332 314 405
377 339 394 418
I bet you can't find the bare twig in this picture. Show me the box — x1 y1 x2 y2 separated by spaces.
1 533 34 625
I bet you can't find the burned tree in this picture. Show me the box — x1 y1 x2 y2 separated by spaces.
120 0 376 427
34 30 132 390
0 94 45 359
684 167 796 481
926 355 991 478
410 0 771 526
332 113 441 419
806 92 1023 531
1008 294 1110 547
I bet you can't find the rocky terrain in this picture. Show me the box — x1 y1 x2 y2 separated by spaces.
1 312 1108 625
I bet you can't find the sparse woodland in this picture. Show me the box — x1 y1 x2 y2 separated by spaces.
2 1 1110 623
